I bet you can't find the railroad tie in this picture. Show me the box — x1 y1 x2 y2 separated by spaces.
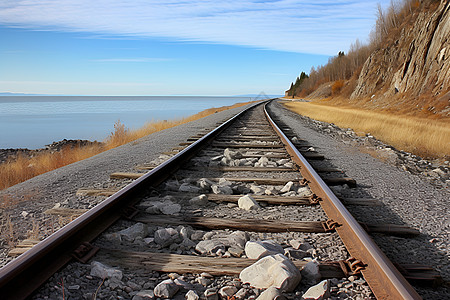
98 249 346 278
135 215 419 237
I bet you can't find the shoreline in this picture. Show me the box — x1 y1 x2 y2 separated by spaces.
0 139 103 164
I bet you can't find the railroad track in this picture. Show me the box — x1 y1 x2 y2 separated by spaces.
0 100 439 299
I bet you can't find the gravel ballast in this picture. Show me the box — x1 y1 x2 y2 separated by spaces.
268 100 449 299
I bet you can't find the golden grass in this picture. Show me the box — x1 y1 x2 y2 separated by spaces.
283 101 450 159
0 100 256 191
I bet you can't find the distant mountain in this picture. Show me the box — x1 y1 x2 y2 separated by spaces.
234 94 283 98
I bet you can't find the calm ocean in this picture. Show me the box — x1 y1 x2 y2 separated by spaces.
0 96 253 149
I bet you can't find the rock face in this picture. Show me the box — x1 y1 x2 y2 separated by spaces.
239 254 301 292
351 1 450 116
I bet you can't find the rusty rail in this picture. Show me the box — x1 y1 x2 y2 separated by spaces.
0 100 267 299
264 102 421 299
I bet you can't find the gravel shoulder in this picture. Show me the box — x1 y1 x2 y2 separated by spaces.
0 103 254 266
268 100 449 299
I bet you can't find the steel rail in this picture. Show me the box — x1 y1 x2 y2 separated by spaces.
264 101 421 299
0 100 267 299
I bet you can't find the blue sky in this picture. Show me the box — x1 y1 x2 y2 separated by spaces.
0 0 390 96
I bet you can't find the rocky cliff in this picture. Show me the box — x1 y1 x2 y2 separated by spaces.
351 1 449 115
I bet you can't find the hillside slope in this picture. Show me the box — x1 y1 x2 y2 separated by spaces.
350 1 449 116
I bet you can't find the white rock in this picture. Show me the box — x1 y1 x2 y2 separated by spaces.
224 148 242 160
264 186 278 195
280 181 294 193
250 185 265 195
257 156 269 167
179 183 202 193
238 195 260 210
178 226 193 239
245 240 284 259
301 279 330 300
90 261 123 281
160 203 181 215
143 237 155 245
289 239 303 250
297 187 311 197
21 211 29 218
301 261 321 285
190 230 205 241
196 239 226 254
189 194 209 206
239 254 301 292
284 248 308 259
220 157 230 166
218 178 233 186
281 191 296 197
284 162 294 168
197 178 214 190
218 286 238 298
103 232 122 243
256 287 286 300
227 231 250 248
154 228 180 247
211 184 233 195
174 278 194 290
185 290 199 300
154 279 179 299
204 288 219 300
210 155 224 161
234 288 248 300
266 161 278 167
276 159 290 165
132 290 155 300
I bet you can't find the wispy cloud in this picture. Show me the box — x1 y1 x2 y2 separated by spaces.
91 58 172 63
0 0 386 55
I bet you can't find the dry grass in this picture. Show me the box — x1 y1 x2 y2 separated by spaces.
283 101 450 159
0 100 256 191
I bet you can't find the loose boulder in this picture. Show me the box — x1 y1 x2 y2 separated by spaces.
117 223 148 242
256 287 286 300
154 279 180 298
238 195 260 210
239 254 301 292
301 261 321 285
189 194 209 206
301 280 330 300
90 261 123 281
154 228 181 247
245 240 284 260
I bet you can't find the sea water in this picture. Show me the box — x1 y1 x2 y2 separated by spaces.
0 96 253 149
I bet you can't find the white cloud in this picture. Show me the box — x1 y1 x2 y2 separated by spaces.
91 58 172 62
0 0 388 55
